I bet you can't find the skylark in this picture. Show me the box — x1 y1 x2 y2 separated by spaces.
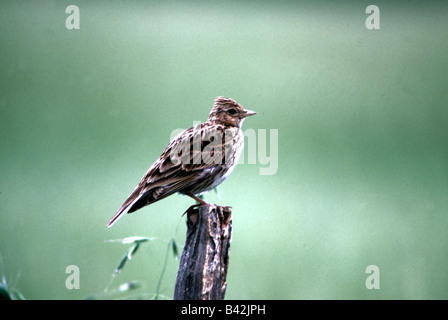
107 97 256 227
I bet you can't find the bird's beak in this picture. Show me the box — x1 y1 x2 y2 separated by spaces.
242 109 256 118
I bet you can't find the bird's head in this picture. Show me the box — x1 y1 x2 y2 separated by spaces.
208 97 256 128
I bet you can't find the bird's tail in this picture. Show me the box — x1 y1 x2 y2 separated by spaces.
106 188 149 228
106 205 128 228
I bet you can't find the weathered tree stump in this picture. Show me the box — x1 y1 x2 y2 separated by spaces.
174 204 232 300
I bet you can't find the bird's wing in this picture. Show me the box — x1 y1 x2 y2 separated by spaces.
106 123 228 228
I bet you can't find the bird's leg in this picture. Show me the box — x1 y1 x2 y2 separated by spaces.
182 194 208 220
187 193 209 205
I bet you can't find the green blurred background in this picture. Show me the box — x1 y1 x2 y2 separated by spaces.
1 0 447 299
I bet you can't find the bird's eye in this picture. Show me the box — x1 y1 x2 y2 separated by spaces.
228 109 237 115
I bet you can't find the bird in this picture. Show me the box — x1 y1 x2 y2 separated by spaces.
106 97 256 227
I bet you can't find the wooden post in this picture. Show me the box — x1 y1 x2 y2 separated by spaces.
174 204 232 300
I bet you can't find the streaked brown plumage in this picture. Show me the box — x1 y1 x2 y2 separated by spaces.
107 97 256 227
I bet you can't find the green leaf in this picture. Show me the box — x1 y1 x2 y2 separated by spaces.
0 283 12 300
171 239 179 260
118 281 141 292
114 254 128 275
12 289 26 300
105 236 152 245
214 187 221 199
122 236 151 244
127 242 140 259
